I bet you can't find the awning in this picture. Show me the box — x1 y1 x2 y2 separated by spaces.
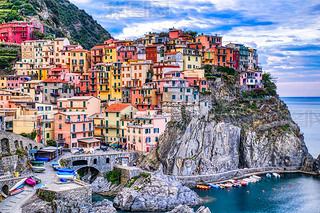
78 138 100 144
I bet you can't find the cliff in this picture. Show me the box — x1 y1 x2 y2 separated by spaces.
139 71 313 178
0 0 111 49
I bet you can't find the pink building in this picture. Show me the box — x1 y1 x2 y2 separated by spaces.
117 45 137 62
127 110 171 152
54 112 100 149
0 22 44 44
153 64 181 81
6 76 30 89
240 70 263 90
47 67 80 86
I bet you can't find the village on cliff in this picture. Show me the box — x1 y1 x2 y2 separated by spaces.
0 21 265 152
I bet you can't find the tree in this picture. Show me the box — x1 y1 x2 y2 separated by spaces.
262 73 277 96
32 30 46 39
46 140 57 147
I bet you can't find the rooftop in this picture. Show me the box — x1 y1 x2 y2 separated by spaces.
105 103 131 112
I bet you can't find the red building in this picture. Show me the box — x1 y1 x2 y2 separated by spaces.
0 22 44 44
146 45 158 63
117 45 137 62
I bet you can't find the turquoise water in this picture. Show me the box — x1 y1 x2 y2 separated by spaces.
281 97 320 157
194 173 320 213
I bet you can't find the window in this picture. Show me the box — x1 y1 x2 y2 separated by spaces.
116 112 119 117
172 95 176 100
72 134 76 138
59 124 62 129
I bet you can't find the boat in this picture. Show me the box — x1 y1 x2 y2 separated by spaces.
31 161 44 165
31 166 46 173
266 173 272 178
35 157 50 162
56 168 74 173
30 176 41 184
196 184 210 189
209 184 220 189
9 178 27 191
56 174 75 179
10 187 24 196
25 178 37 186
57 171 76 176
34 183 47 189
15 184 25 190
272 173 280 178
252 175 262 181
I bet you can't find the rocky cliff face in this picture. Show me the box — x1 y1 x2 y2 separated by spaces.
139 76 311 177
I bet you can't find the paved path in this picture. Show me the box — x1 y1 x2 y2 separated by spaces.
0 158 82 213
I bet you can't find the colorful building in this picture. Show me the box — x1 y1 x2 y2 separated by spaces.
127 110 171 152
42 79 74 104
100 103 138 144
0 22 44 44
70 49 91 73
57 96 101 116
54 112 98 149
240 70 263 90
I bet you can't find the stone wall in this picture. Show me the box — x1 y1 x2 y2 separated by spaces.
0 131 44 156
37 185 92 211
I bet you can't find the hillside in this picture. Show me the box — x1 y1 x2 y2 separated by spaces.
0 0 111 49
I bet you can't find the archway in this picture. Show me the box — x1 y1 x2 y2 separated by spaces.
77 166 100 183
14 140 19 149
1 138 10 154
2 184 9 195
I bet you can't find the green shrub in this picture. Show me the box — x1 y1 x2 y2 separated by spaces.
104 168 121 185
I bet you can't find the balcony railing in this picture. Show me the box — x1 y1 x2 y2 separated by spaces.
56 138 66 142
50 92 60 97
66 119 91 123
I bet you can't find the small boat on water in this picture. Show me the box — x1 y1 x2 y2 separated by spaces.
9 178 27 191
10 187 24 196
209 184 220 189
32 166 46 173
31 161 44 165
266 173 272 178
56 168 74 173
272 173 280 178
196 184 210 189
25 178 37 186
35 157 50 162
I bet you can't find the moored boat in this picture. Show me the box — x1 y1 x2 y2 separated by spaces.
56 174 75 179
272 173 280 178
32 166 46 173
31 161 44 165
209 184 220 189
35 157 50 162
25 178 37 186
56 168 74 173
266 173 272 178
9 178 27 191
10 187 24 196
196 184 210 189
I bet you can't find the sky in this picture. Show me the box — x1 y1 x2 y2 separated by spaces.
70 0 320 97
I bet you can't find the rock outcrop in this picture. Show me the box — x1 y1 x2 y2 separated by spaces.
167 204 211 213
139 77 311 179
91 176 122 196
113 172 200 212
92 199 117 213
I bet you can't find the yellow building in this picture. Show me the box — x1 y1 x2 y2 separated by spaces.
21 80 42 102
95 62 122 101
70 49 91 73
201 50 215 65
0 76 6 88
35 103 57 144
102 46 117 63
176 48 201 70
93 103 138 144
38 68 50 80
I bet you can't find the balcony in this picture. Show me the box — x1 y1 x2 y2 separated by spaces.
217 52 227 56
136 102 151 105
50 92 60 97
50 100 57 104
56 138 66 142
71 129 93 133
89 76 96 79
227 60 233 64
66 119 91 123
105 125 120 129
99 81 109 85
94 124 106 128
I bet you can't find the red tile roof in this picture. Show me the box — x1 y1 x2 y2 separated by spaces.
165 51 179 55
105 103 131 112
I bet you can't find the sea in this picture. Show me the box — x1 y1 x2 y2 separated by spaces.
93 97 320 212
281 97 320 157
